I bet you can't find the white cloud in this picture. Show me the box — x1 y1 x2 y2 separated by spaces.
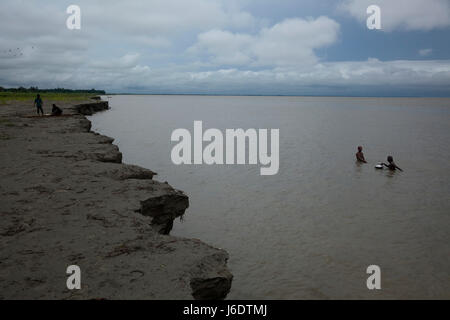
3 53 449 95
0 0 449 95
340 0 450 31
83 0 257 41
190 17 340 67
184 59 450 87
419 48 433 57
89 54 142 70
131 36 172 48
189 30 254 65
0 0 257 88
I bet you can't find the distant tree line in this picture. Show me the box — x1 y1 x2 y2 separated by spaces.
0 86 105 94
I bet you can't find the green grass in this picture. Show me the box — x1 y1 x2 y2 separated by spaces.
0 92 96 105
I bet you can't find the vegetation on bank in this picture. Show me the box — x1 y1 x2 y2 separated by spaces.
0 87 105 104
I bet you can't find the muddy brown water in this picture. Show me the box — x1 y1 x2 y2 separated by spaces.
90 95 450 299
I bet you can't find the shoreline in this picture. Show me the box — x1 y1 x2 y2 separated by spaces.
0 99 232 299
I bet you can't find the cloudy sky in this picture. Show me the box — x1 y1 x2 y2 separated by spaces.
1 0 450 96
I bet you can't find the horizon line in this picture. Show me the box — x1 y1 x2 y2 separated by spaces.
104 93 450 98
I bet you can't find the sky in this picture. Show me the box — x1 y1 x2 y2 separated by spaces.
1 0 450 96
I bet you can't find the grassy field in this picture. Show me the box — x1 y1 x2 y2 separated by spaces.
0 92 98 105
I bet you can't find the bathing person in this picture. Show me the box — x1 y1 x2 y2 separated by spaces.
381 156 403 171
51 104 63 116
355 146 367 163
34 94 44 115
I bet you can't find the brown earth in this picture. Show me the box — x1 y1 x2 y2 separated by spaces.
0 99 232 299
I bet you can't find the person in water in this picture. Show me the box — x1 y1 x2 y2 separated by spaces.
34 94 44 115
381 156 403 171
51 104 63 116
355 146 367 163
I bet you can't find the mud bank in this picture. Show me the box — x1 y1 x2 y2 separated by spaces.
0 99 232 299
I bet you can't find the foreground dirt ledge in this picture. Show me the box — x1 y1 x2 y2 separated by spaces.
0 99 232 299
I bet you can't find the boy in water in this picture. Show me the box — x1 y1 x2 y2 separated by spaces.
34 94 44 115
355 146 367 163
381 156 403 171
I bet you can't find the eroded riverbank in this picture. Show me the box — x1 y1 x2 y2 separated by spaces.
0 99 232 299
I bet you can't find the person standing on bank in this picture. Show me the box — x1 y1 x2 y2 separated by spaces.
34 94 44 116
